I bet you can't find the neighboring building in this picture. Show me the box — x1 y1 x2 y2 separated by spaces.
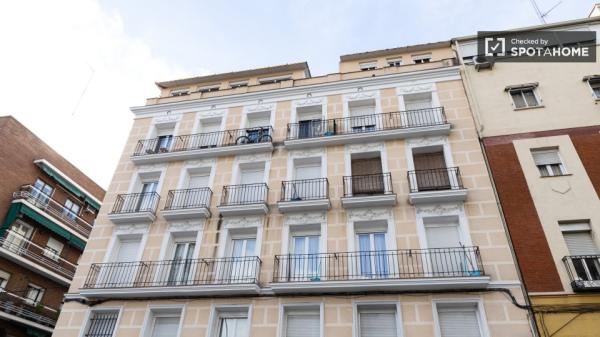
52 40 535 337
454 11 600 337
0 116 105 337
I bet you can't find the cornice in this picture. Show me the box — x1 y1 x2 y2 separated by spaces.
131 66 461 118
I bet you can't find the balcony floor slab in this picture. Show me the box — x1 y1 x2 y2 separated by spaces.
108 212 156 224
161 207 211 220
79 283 260 299
131 142 273 165
217 204 269 216
341 194 397 208
408 189 468 205
277 199 331 213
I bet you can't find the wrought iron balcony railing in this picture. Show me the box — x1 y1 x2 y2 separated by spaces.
273 246 484 283
0 289 58 328
12 185 93 237
111 192 160 215
82 256 261 289
280 178 329 202
343 172 393 197
286 107 447 140
0 230 77 280
563 255 600 291
132 126 274 157
220 183 268 207
164 187 212 210
407 167 464 193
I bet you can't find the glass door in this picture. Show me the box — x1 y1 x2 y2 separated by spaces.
228 238 256 282
31 179 53 206
424 223 472 276
101 237 141 287
357 232 388 278
4 221 33 252
291 235 320 281
167 241 196 285
136 181 158 212
293 164 321 200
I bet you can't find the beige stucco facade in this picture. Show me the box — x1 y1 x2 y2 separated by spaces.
53 45 533 337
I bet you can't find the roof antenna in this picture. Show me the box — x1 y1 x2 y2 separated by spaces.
529 0 562 24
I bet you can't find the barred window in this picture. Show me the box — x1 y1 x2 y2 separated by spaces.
85 311 119 337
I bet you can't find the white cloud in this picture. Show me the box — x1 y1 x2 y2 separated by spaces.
0 0 189 188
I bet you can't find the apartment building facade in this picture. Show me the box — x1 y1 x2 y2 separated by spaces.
53 42 534 337
454 11 600 337
0 116 105 337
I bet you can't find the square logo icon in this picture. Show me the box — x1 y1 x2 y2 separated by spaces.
484 37 505 57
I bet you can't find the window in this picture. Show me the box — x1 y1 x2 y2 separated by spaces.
230 81 249 89
356 226 388 277
213 309 248 337
0 269 10 289
386 58 403 67
359 61 377 71
588 78 600 99
436 303 484 337
412 54 432 64
357 305 399 337
170 88 190 96
561 221 600 282
284 307 320 337
198 84 220 93
63 199 81 220
43 237 64 261
509 87 539 108
531 149 566 177
25 284 44 304
84 310 119 337
144 308 183 337
32 179 53 205
348 99 377 133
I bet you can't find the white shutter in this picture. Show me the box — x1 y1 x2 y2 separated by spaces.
437 306 481 337
151 316 180 337
114 238 141 262
188 174 210 188
200 120 221 133
240 169 264 184
425 223 461 248
286 312 320 337
349 101 376 117
563 232 599 255
248 115 271 128
359 312 397 337
532 150 561 166
295 164 321 180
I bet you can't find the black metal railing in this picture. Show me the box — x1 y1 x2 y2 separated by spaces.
407 167 463 193
220 183 268 206
286 108 446 140
111 192 160 214
343 173 393 197
563 255 600 291
273 247 484 283
0 290 58 328
82 256 261 289
280 178 329 202
164 187 212 210
133 126 274 156
84 311 119 337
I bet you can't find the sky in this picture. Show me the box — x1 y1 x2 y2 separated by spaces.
0 0 596 189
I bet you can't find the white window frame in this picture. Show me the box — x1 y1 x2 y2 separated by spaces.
79 307 123 337
530 148 567 177
24 283 44 305
170 88 190 96
258 75 292 84
281 212 327 260
291 97 327 124
140 305 185 337
197 84 221 93
207 305 252 337
412 54 432 64
352 301 403 337
432 299 490 337
587 78 600 99
230 80 249 89
0 269 10 289
43 237 65 261
191 109 228 135
386 58 403 67
345 209 398 254
359 61 377 71
278 303 324 337
508 87 541 109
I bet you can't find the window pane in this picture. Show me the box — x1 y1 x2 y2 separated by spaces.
523 90 539 106
537 165 550 177
510 91 526 108
359 312 397 337
550 164 564 176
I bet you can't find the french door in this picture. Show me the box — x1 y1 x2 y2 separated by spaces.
357 232 389 278
136 181 158 211
167 241 196 285
291 235 320 281
228 238 256 282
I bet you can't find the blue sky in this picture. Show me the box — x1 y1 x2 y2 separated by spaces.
0 0 596 188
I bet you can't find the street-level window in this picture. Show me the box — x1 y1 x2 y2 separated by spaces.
436 303 484 337
358 306 398 337
284 307 320 337
531 148 567 177
509 87 540 108
84 310 119 337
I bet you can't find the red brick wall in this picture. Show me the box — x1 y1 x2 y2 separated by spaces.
570 131 600 198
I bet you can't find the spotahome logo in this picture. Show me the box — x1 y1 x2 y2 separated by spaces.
477 30 596 62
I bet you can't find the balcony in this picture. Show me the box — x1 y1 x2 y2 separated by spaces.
12 185 93 238
107 192 160 224
162 188 212 220
0 289 57 333
271 246 488 294
407 167 467 204
284 108 450 149
277 178 330 213
341 173 397 208
130 126 274 165
80 256 261 298
563 255 600 291
217 183 269 216
0 230 76 286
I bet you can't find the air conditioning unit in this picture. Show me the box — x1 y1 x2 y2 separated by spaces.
473 56 494 71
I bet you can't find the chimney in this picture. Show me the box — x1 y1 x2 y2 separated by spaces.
590 3 600 17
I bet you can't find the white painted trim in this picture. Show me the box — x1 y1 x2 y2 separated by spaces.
345 208 397 253
342 90 382 118
241 103 277 129
157 222 204 261
131 67 462 118
191 108 229 134
216 216 264 259
352 300 404 337
396 82 440 110
432 298 491 337
281 212 328 256
415 202 474 250
286 148 327 181
206 304 253 337
140 304 186 337
126 164 167 195
80 283 261 298
78 306 123 337
143 114 182 141
278 302 324 337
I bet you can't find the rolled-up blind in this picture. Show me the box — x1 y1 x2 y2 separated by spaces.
563 231 599 256
437 306 481 337
286 312 319 337
359 312 397 337
532 149 561 166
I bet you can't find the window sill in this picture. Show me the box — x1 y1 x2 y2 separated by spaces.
540 173 572 178
513 105 545 111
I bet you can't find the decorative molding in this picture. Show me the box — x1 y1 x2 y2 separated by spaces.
289 147 325 159
294 97 324 107
551 181 571 194
406 136 447 148
168 220 203 232
153 114 181 124
345 91 376 101
347 142 384 154
396 83 435 95
223 216 263 228
284 211 327 226
415 202 464 216
235 152 271 163
184 158 216 167
196 108 226 119
137 163 168 172
347 208 392 222
245 103 275 113
113 223 149 235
